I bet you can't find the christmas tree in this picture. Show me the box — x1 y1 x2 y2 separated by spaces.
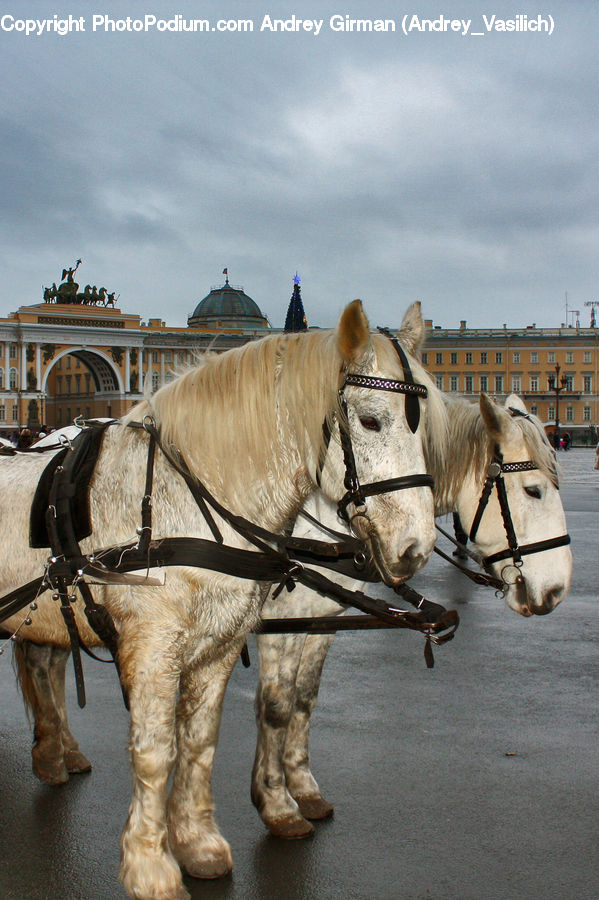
284 273 308 332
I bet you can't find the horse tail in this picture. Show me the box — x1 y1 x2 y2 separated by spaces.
12 640 35 724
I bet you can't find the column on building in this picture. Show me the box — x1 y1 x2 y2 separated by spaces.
125 347 130 393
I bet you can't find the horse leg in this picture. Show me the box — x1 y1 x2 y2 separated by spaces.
14 640 70 785
252 631 314 838
283 633 336 820
48 645 92 775
167 639 243 879
118 631 188 900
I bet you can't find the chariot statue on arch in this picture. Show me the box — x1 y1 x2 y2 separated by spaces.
42 259 119 307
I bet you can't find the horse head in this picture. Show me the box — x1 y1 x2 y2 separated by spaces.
316 300 445 585
458 392 572 616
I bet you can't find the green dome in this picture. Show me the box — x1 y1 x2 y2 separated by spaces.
188 280 269 329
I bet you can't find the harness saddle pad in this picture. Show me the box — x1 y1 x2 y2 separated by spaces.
29 427 106 549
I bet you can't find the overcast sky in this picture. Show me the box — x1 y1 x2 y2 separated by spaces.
1 1 597 331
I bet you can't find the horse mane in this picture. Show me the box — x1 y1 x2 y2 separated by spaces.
123 330 346 504
430 396 559 510
122 326 447 509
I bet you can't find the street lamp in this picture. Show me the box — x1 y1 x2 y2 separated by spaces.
548 363 567 449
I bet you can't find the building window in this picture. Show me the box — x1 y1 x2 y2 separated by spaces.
9 368 17 389
495 352 503 364
480 375 488 392
9 344 16 359
495 375 503 393
66 374 71 394
165 351 173 363
548 404 555 421
421 352 428 365
512 352 520 364
547 351 555 363
435 375 444 390
512 375 521 392
435 352 443 365
0 368 3 389
450 375 458 391
57 375 62 394
584 406 591 422
75 373 81 393
152 371 159 391
583 351 591 364
564 375 574 391
565 351 574 363
530 376 538 392
12 405 17 422
75 356 80 368
0 406 5 421
152 351 158 363
450 352 458 365
480 352 488 364
465 375 473 393
57 408 63 425
530 405 538 416
66 355 71 369
465 352 472 364
583 375 592 393
531 351 538 363
566 405 574 422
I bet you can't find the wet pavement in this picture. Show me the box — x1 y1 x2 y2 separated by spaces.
1 449 597 900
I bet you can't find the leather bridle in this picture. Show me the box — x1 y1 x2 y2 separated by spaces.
468 450 571 578
317 328 435 524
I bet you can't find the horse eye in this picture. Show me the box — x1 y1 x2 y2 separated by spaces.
524 485 542 500
359 416 381 432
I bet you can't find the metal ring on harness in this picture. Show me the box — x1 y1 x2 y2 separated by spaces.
142 414 156 433
58 433 73 450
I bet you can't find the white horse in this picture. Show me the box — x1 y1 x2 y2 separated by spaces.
251 391 573 837
0 300 445 900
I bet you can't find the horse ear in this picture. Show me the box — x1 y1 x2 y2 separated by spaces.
397 301 425 354
337 299 372 365
505 393 528 414
479 392 514 440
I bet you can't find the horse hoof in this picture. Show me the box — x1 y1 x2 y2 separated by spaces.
266 813 314 839
64 749 92 774
174 840 233 880
32 758 69 786
295 795 334 820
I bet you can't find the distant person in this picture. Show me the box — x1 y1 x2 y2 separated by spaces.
16 427 33 449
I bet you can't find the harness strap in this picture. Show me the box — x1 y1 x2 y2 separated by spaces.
468 460 500 542
485 533 571 566
55 578 86 708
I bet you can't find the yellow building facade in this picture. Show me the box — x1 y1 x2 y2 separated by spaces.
0 277 270 436
422 318 599 443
